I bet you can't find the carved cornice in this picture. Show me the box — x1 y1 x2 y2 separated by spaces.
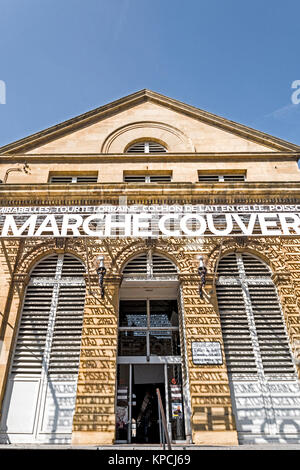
2 182 300 206
178 272 214 285
83 273 122 287
272 271 292 286
105 274 123 285
0 152 299 164
178 273 199 284
203 273 216 286
12 273 30 285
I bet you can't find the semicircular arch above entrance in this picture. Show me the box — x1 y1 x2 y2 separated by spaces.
101 121 195 153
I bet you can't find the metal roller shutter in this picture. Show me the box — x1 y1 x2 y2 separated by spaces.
48 284 85 374
0 253 86 444
11 284 53 375
217 253 300 444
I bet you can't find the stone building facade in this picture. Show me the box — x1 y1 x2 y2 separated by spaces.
0 90 300 446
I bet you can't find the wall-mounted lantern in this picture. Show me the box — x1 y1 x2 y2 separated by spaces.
95 255 106 298
198 255 207 299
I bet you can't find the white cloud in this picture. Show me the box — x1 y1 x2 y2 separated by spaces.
264 103 300 120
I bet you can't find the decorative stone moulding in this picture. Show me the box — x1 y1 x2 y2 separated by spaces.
272 271 292 286
101 121 195 153
12 273 30 285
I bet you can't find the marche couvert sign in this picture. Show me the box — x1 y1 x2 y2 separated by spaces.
1 204 300 238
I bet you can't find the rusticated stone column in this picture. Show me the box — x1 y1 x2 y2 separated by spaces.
72 273 121 445
0 272 29 408
0 239 28 407
272 270 300 376
179 272 238 446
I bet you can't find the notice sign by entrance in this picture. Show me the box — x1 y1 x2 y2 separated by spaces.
192 341 223 365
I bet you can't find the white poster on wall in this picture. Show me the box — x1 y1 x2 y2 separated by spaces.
192 341 223 365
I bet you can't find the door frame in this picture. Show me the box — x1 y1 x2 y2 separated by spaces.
117 281 192 444
116 356 188 444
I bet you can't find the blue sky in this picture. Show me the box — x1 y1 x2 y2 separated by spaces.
1 0 300 147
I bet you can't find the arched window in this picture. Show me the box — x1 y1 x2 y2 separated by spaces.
217 253 293 376
216 252 300 443
126 141 167 153
0 254 86 444
123 252 177 278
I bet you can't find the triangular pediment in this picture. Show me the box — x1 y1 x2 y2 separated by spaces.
1 89 299 155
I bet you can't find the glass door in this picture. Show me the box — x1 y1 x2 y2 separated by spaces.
132 364 165 444
116 363 186 443
116 298 186 443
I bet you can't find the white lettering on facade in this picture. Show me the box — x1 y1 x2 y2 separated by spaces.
1 205 300 237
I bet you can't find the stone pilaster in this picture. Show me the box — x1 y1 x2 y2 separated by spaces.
179 272 238 446
0 272 29 407
272 268 300 375
72 273 121 445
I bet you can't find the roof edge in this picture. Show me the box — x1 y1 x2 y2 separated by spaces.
1 89 299 154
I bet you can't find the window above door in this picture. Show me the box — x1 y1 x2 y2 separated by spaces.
118 299 180 357
125 141 167 154
122 252 177 278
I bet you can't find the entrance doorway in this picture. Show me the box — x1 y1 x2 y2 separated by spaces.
133 365 165 444
116 362 186 444
116 253 188 444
